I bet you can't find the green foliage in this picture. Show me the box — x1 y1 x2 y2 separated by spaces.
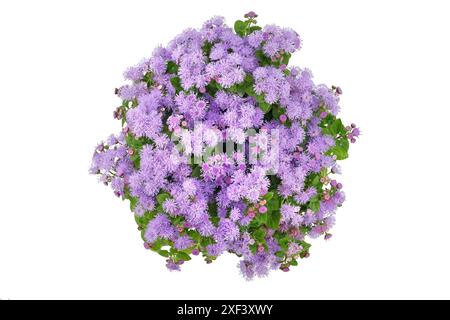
258 99 272 113
156 192 170 205
234 18 262 37
205 79 222 96
277 236 290 251
263 192 274 201
158 250 170 257
253 93 271 113
320 114 350 160
166 61 179 74
248 25 262 33
329 138 349 160
234 20 247 37
208 201 219 226
271 105 285 120
175 251 192 261
300 241 312 251
124 187 139 212
255 50 271 66
229 74 253 96
267 209 281 229
266 193 281 229
281 52 292 65
170 76 183 93
308 196 321 212
125 133 150 150
200 236 214 248
253 228 266 242
187 229 201 242
191 165 201 178
128 195 138 211
202 41 214 58
142 72 154 88
125 134 152 169
134 210 156 230
305 172 323 193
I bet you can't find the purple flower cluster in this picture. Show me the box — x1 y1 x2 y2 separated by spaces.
90 13 359 280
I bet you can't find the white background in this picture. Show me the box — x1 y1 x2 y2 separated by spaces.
1 0 449 300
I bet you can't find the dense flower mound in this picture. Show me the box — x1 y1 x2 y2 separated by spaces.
90 12 360 280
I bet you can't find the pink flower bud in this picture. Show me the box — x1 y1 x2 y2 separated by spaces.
259 206 268 214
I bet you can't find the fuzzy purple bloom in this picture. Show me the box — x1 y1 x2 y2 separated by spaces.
90 13 358 280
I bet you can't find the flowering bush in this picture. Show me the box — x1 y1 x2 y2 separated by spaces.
90 12 359 280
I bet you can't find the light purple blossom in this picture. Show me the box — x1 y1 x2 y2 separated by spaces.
90 14 358 280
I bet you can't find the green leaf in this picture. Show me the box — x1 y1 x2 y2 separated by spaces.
170 76 183 93
191 165 201 178
151 239 163 251
268 193 281 211
300 241 312 251
205 79 221 96
248 25 262 33
187 230 201 241
271 105 285 120
281 53 292 66
290 259 298 266
158 250 170 257
311 174 321 187
200 236 214 247
253 228 266 242
202 41 214 57
142 72 154 88
278 237 290 250
275 251 285 259
251 213 267 227
166 61 179 74
128 195 138 211
175 252 192 261
329 138 349 160
330 118 346 136
309 197 320 212
254 93 272 113
208 201 218 218
259 100 272 113
264 192 274 201
255 50 271 66
130 153 140 169
267 209 281 229
156 192 170 204
234 20 246 36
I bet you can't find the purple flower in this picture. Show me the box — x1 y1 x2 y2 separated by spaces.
91 14 358 280
174 235 194 250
